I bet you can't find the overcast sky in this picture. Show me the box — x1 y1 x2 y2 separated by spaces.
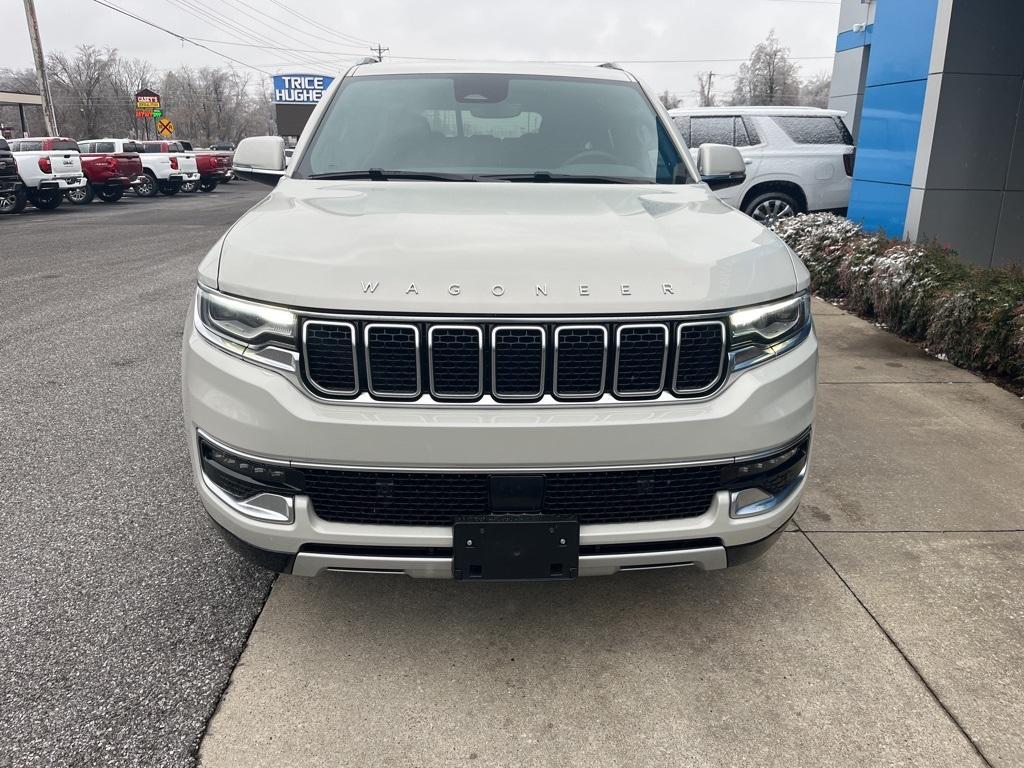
6 0 840 105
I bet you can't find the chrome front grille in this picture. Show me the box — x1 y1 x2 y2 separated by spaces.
302 316 727 404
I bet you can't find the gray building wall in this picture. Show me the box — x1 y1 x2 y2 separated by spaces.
906 0 1024 267
828 0 875 139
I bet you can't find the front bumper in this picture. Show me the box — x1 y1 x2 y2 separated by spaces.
184 323 816 577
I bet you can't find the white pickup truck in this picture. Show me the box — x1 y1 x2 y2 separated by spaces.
83 138 200 197
8 137 87 211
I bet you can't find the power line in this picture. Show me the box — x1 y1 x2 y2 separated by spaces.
89 0 272 74
189 36 369 56
264 0 374 46
163 0 328 69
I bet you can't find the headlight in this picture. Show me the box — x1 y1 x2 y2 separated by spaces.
729 293 810 347
728 293 811 371
197 287 296 347
194 287 299 372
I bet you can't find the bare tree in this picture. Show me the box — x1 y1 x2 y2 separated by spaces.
2 45 274 142
730 31 801 106
658 90 682 110
695 71 717 107
47 45 118 138
799 72 832 108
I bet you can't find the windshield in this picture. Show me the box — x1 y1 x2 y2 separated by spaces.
296 73 686 183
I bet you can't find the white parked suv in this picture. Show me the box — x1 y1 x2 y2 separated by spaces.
184 62 816 581
669 106 854 227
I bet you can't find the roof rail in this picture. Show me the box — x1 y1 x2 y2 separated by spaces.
354 57 378 66
598 62 623 70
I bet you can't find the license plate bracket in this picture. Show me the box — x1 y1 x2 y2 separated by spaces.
453 519 579 581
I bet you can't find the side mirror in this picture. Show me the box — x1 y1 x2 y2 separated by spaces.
697 144 746 191
233 136 286 186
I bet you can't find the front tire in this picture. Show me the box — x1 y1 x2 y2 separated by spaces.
135 171 158 197
97 187 124 203
199 179 218 192
66 181 95 205
744 191 801 229
0 186 27 214
30 190 63 210
159 181 182 196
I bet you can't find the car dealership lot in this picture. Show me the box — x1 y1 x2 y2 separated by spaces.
2 189 1023 767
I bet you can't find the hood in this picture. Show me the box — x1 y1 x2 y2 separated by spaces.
216 178 799 314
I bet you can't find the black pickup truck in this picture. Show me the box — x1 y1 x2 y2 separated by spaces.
0 137 26 214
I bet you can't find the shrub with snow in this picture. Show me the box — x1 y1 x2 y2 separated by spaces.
774 213 1024 388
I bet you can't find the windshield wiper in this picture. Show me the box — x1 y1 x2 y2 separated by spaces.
477 172 636 184
307 169 480 181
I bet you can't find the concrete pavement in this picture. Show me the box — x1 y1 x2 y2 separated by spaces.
198 298 1024 767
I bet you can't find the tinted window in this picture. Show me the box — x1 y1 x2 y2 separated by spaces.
689 116 735 146
299 74 685 184
51 139 79 151
140 143 165 153
14 140 42 151
772 116 853 145
123 141 144 153
0 138 10 151
94 141 115 153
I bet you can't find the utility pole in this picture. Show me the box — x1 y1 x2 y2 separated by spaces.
370 43 389 62
22 0 58 135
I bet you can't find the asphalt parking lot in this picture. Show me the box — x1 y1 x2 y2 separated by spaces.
3 187 1024 768
1 185 273 768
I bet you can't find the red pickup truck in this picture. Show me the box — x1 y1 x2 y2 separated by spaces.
178 141 232 191
73 139 146 203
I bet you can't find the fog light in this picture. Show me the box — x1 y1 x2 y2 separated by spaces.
730 487 775 518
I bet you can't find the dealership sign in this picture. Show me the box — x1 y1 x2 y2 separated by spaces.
273 74 334 104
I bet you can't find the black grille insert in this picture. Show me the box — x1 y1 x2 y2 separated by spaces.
429 326 482 399
673 322 726 393
554 326 607 397
365 324 419 397
492 326 544 399
304 322 357 395
615 324 668 396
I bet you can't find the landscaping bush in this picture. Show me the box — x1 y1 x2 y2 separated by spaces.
774 213 1024 388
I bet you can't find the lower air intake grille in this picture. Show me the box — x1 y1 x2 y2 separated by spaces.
303 464 722 526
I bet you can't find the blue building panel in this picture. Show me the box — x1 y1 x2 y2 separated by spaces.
847 181 912 238
853 79 928 186
865 0 939 87
836 24 873 52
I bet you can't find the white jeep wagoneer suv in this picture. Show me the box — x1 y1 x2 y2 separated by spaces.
183 62 816 581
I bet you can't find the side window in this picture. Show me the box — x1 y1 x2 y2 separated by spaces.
772 116 853 145
95 141 115 153
16 140 42 151
689 116 736 147
78 142 93 153
0 138 8 151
